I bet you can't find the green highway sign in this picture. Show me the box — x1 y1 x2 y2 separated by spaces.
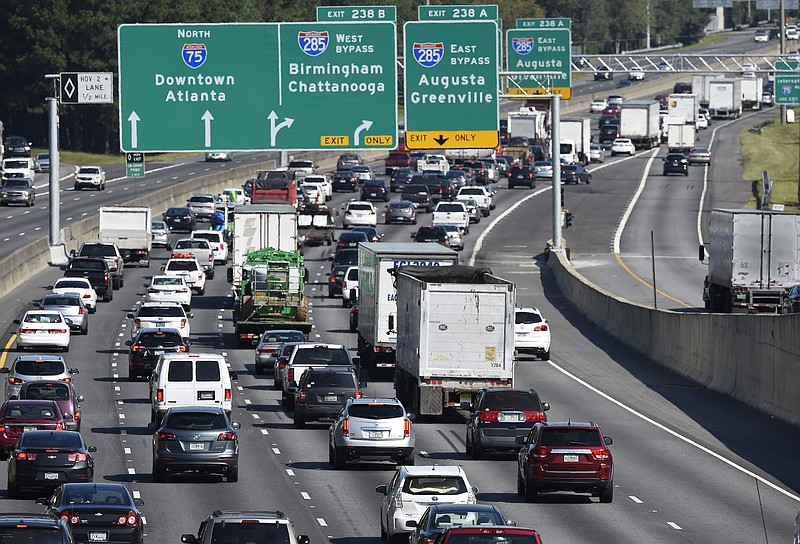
775 60 800 105
118 22 397 152
418 4 498 20
317 5 396 21
125 152 145 178
506 18 572 100
403 21 499 150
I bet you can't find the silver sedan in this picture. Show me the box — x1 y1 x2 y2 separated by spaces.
38 293 89 335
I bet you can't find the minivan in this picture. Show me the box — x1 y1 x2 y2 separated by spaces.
149 353 236 423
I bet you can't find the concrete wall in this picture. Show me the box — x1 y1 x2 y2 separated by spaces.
549 249 800 426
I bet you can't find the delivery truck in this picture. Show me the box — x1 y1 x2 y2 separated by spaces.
692 73 721 108
667 94 699 125
667 124 696 153
393 265 515 417
708 78 743 119
702 209 800 313
357 243 459 372
619 100 661 149
559 118 592 163
740 76 764 110
229 204 298 288
98 206 152 266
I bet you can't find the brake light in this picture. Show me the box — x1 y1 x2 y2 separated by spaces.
56 421 64 430
224 388 231 401
297 390 307 404
8 377 23 384
117 511 139 526
404 419 411 438
74 411 81 421
533 324 548 332
178 345 188 352
217 431 236 441
16 452 37 460
51 329 68 334
104 272 109 284
60 512 80 525
78 307 85 315
288 368 294 382
156 389 164 402
134 319 141 328
337 241 346 248
18 328 36 334
131 345 144 352
157 432 176 440
531 447 549 459
591 447 611 460
0 425 5 432
524 411 547 422
181 319 187 328
330 277 336 283
67 452 88 462
259 348 276 354
82 294 91 299
114 258 119 269
342 418 349 436
354 390 363 399
478 410 500 422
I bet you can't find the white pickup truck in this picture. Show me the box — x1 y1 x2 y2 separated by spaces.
416 154 449 174
432 201 470 234
456 187 492 217
172 238 215 279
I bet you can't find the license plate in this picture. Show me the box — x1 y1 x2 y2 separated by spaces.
498 413 524 423
88 532 108 542
44 472 59 480
156 322 166 327
198 391 214 400
189 443 205 451
154 350 164 356
324 395 338 402
23 426 37 432
368 431 383 439
563 454 579 463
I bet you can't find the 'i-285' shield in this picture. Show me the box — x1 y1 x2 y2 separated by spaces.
413 42 444 68
512 37 534 56
298 31 330 57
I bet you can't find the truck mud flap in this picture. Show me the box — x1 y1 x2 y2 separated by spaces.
420 386 443 416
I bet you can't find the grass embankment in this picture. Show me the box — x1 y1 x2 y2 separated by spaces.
740 109 800 211
32 148 195 166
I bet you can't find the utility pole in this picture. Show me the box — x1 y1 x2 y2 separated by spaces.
781 0 787 123
646 0 651 50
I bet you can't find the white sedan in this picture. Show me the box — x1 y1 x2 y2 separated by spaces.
589 98 608 113
514 307 551 360
303 174 332 200
697 113 709 129
628 68 645 81
16 310 71 352
50 277 97 313
146 275 193 310
342 201 377 228
611 138 636 156
588 144 605 163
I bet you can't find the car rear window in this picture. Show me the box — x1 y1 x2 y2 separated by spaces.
167 208 191 215
210 523 290 544
176 240 210 249
21 431 82 449
402 476 467 495
167 261 199 271
348 203 372 211
166 411 226 430
54 280 90 289
483 391 541 411
540 428 602 447
153 277 184 286
437 204 464 212
80 245 115 257
348 403 404 419
14 361 65 376
446 534 539 544
189 196 214 203
138 332 183 347
138 306 184 317
304 372 357 389
78 167 100 174
167 361 193 382
515 312 543 325
263 332 306 344
196 360 222 382
3 402 59 419
69 259 104 270
340 232 368 242
24 313 63 324
22 383 70 401
42 296 80 306
292 347 350 366
0 527 64 544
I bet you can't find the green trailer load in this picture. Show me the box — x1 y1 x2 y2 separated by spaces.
231 247 312 347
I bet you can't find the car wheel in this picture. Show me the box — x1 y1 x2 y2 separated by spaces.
517 474 525 497
333 447 346 470
411 219 417 225
152 462 166 483
7 480 20 499
63 344 70 353
273 377 282 390
227 466 239 483
82 323 88 335
540 348 550 361
380 521 388 542
471 442 483 460
197 286 205 296
599 481 614 503
684 171 688 176
294 412 305 429
524 477 539 502
208 269 215 280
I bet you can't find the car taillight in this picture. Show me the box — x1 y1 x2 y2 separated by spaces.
157 432 176 440
18 328 36 334
177 288 188 293
404 419 411 438
224 388 231 401
104 272 110 284
9 377 23 385
337 241 346 248
288 368 294 381
56 421 64 430
67 452 88 462
114 258 119 269
591 447 611 460
342 417 349 436
478 410 500 422
259 348 276 354
533 324 548 332
51 329 68 334
74 411 81 421
181 319 187 328
524 411 547 422
82 294 91 299
298 390 307 404
131 345 144 352
16 452 37 461
217 431 236 441
531 447 549 459
387 207 393 212
134 319 141 328
61 512 80 525
78 307 85 315
354 390 363 399
178 345 188 352
392 494 403 508
156 389 164 402
117 512 139 526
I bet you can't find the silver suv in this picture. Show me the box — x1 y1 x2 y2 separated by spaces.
181 510 309 544
1 355 79 399
328 397 415 469
186 194 217 220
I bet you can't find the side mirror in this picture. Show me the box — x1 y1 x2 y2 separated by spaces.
77 395 85 403
231 422 241 430
188 313 194 319
87 446 97 453
515 436 526 445
407 520 417 528
185 340 191 346
64 318 73 326
160 266 166 271
542 402 550 411
64 414 74 420
46 286 53 290
407 413 416 422
604 436 613 446
69 250 77 258
329 256 334 261
181 535 198 544
230 372 239 381
506 520 517 527
375 485 388 495
459 401 472 411
126 313 135 319
410 232 416 238
698 244 706 262
13 319 20 325
133 498 145 506
351 356 360 367
471 486 479 494
147 422 158 431
35 498 50 505
70 368 80 375
124 341 132 347
0 368 9 374
60 266 67 271
359 380 368 389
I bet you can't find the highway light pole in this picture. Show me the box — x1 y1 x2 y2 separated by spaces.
551 94 562 250
44 74 64 263
781 0 787 123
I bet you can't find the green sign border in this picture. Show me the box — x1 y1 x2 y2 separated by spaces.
506 25 572 99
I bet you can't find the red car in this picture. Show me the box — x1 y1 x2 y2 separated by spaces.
17 381 83 432
0 399 66 457
436 526 543 544
601 105 620 116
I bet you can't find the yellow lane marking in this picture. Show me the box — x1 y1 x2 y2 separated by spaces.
0 334 17 368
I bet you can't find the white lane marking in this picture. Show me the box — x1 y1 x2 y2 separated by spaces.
114 386 120 391
419 450 429 457
272 447 281 455
124 448 131 454
629 496 643 504
612 149 660 253
141 517 147 525
286 469 295 476
252 414 260 419
127 468 136 475
548 360 800 502
301 492 311 500
119 414 125 419
237 386 244 391
261 429 269 435
113 373 119 379
316 519 328 527
667 522 682 530
244 399 251 405
132 490 141 499
120 430 127 435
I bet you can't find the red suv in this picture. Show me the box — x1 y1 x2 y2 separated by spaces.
516 421 614 503
436 526 543 544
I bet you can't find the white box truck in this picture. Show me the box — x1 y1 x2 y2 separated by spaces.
507 107 547 141
357 243 459 372
98 206 152 266
708 79 743 119
691 74 721 108
667 94 699 125
559 118 592 163
702 209 800 313
667 124 696 153
619 100 661 149
230 204 298 287
740 76 764 110
394 265 515 416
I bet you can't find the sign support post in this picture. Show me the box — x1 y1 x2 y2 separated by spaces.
551 94 562 251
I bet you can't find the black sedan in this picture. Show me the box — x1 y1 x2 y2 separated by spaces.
360 179 390 202
412 226 450 247
508 166 535 189
38 483 145 544
327 264 350 297
162 207 196 232
7 430 95 498
399 184 433 213
561 165 592 184
332 171 358 192
126 328 190 382
390 168 414 192
663 153 688 176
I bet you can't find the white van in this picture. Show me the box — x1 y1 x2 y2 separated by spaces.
149 353 235 423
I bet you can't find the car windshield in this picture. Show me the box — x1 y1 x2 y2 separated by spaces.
210 522 290 544
541 428 602 447
23 383 69 401
4 160 29 169
138 306 184 317
289 161 313 168
433 510 503 528
14 361 65 376
166 411 227 430
292 347 350 365
137 332 183 347
391 202 413 209
304 372 356 389
2 179 30 188
402 476 467 495
78 167 100 174
0 528 64 544
339 232 368 242
348 403 404 419
484 392 541 411
516 311 543 324
192 233 219 242
3 403 59 419
152 222 167 229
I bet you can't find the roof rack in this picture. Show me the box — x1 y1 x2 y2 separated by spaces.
211 510 286 518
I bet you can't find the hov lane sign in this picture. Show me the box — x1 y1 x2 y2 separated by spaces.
125 152 145 178
60 72 114 104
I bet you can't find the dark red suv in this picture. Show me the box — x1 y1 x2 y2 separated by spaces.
436 526 543 544
516 421 614 503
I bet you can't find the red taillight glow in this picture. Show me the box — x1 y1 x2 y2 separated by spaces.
288 368 294 381
156 389 164 402
404 419 411 438
297 390 307 404
531 447 549 459
591 447 611 460
67 452 88 462
217 431 236 441
342 418 349 436
18 328 36 334
533 324 548 331
224 388 231 401
354 390 363 399
16 452 37 461
178 345 188 352
158 432 176 440
524 411 547 422
56 421 64 430
180 319 187 328
61 512 80 525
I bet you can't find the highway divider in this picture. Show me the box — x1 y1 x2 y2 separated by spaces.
548 248 800 427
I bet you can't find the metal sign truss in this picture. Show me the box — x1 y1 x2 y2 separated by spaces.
570 53 800 74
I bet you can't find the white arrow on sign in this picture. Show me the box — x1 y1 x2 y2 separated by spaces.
268 111 295 147
354 119 373 146
202 110 214 148
127 111 140 149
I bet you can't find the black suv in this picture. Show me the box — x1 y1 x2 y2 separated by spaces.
400 184 433 212
181 511 309 544
3 135 32 158
390 168 414 192
464 388 549 458
293 365 363 427
62 258 113 302
594 67 613 80
0 514 74 544
360 179 390 202
332 170 357 192
126 328 189 381
663 153 688 176
599 123 620 142
0 177 35 207
508 166 535 189
413 226 450 247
